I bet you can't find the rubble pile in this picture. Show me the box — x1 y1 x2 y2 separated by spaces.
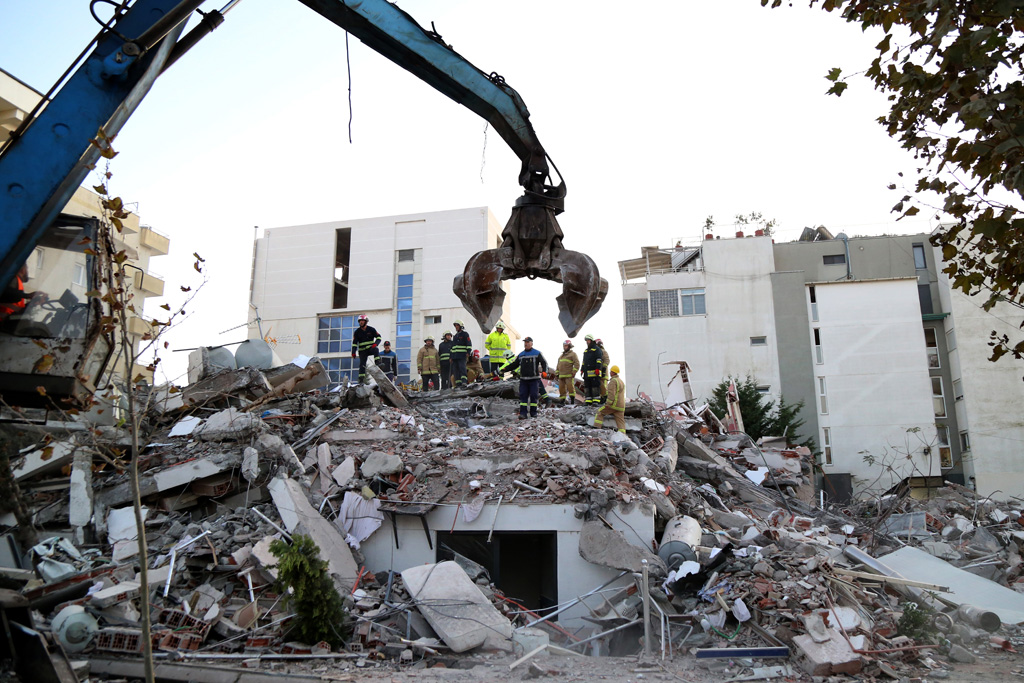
1 359 1023 681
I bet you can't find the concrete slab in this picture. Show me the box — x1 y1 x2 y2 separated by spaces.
14 440 76 481
267 476 358 593
578 520 665 574
68 450 93 529
193 407 263 442
332 457 356 486
361 452 403 479
793 632 862 676
401 561 512 652
325 429 404 442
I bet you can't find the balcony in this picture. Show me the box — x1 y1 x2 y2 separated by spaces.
139 226 170 255
133 271 164 297
127 314 157 337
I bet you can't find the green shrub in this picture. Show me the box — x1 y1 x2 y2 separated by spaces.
269 534 348 647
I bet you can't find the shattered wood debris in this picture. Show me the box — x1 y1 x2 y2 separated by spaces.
3 359 1024 680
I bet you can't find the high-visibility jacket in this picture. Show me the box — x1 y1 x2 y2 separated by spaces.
451 329 471 359
600 348 610 377
582 343 603 378
502 348 548 380
417 345 440 373
606 375 625 411
556 350 580 378
0 276 26 319
438 339 453 363
376 351 397 375
484 330 511 360
352 325 381 354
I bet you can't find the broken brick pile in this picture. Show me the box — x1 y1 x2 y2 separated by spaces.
2 357 1023 681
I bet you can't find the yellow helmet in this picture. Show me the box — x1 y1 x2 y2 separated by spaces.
610 365 620 375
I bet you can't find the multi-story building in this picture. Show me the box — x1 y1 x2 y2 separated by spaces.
619 229 1024 501
248 207 516 386
2 70 170 395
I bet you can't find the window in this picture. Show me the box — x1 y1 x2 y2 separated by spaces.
750 336 768 346
649 290 679 318
424 315 441 325
72 262 87 287
913 243 927 270
317 314 356 355
398 249 415 262
813 328 823 364
323 356 358 386
809 286 818 322
932 377 946 418
960 431 971 452
953 378 963 400
333 228 351 309
918 284 934 315
936 425 952 469
946 327 957 351
680 288 706 316
823 254 846 265
923 328 940 368
756 385 771 394
624 299 649 326
822 427 833 466
395 274 414 384
818 377 828 414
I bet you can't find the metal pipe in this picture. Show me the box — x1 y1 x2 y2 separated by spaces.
563 618 642 650
251 508 292 541
487 495 503 543
520 570 628 630
641 560 651 657
134 0 206 50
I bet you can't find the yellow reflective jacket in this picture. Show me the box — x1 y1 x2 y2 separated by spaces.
417 345 439 374
556 350 580 378
606 375 625 411
485 330 511 358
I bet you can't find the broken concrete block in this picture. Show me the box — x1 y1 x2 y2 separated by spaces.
183 367 272 407
401 561 512 652
793 632 862 676
68 450 93 531
366 362 408 407
578 520 665 574
241 447 259 483
14 440 76 481
108 506 147 562
332 457 356 487
194 407 264 442
264 359 329 394
360 451 403 479
258 433 304 471
710 508 754 531
317 443 333 494
267 476 358 593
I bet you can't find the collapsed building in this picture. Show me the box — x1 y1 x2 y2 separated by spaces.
2 354 1024 682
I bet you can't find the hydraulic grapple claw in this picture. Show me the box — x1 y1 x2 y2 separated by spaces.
453 201 607 337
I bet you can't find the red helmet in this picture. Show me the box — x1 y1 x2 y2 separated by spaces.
596 338 603 345
472 349 480 358
563 339 572 345
358 314 368 322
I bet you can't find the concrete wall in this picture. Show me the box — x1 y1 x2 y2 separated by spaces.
939 277 1024 498
770 271 819 447
249 207 507 362
811 279 939 495
361 501 655 630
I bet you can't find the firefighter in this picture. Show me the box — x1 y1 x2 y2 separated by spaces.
467 349 484 383
581 334 603 406
438 331 454 390
450 320 471 388
417 336 440 390
594 365 626 433
375 340 398 382
351 314 381 383
484 321 511 374
556 339 580 405
597 338 611 404
499 336 548 419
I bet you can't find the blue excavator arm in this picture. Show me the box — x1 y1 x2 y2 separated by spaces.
0 0 605 337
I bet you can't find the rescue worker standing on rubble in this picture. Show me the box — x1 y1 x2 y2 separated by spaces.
467 350 484 383
597 338 611 404
438 331 453 390
351 314 381 383
483 321 511 374
417 336 440 390
498 336 548 419
375 341 398 383
594 365 626 433
450 320 471 388
556 339 581 405
581 334 604 406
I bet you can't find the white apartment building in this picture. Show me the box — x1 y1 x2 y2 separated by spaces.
248 207 515 386
618 229 1022 501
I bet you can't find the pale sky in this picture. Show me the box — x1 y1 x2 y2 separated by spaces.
1 0 938 387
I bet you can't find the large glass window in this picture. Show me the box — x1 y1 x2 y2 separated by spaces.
822 427 833 466
936 425 952 469
323 356 358 386
680 288 706 315
395 274 414 384
932 377 946 418
924 328 940 368
317 314 356 355
913 243 927 269
818 377 828 414
649 290 678 318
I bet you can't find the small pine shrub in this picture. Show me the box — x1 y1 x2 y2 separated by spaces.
269 534 348 647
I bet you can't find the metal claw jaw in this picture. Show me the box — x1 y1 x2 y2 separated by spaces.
453 203 608 337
